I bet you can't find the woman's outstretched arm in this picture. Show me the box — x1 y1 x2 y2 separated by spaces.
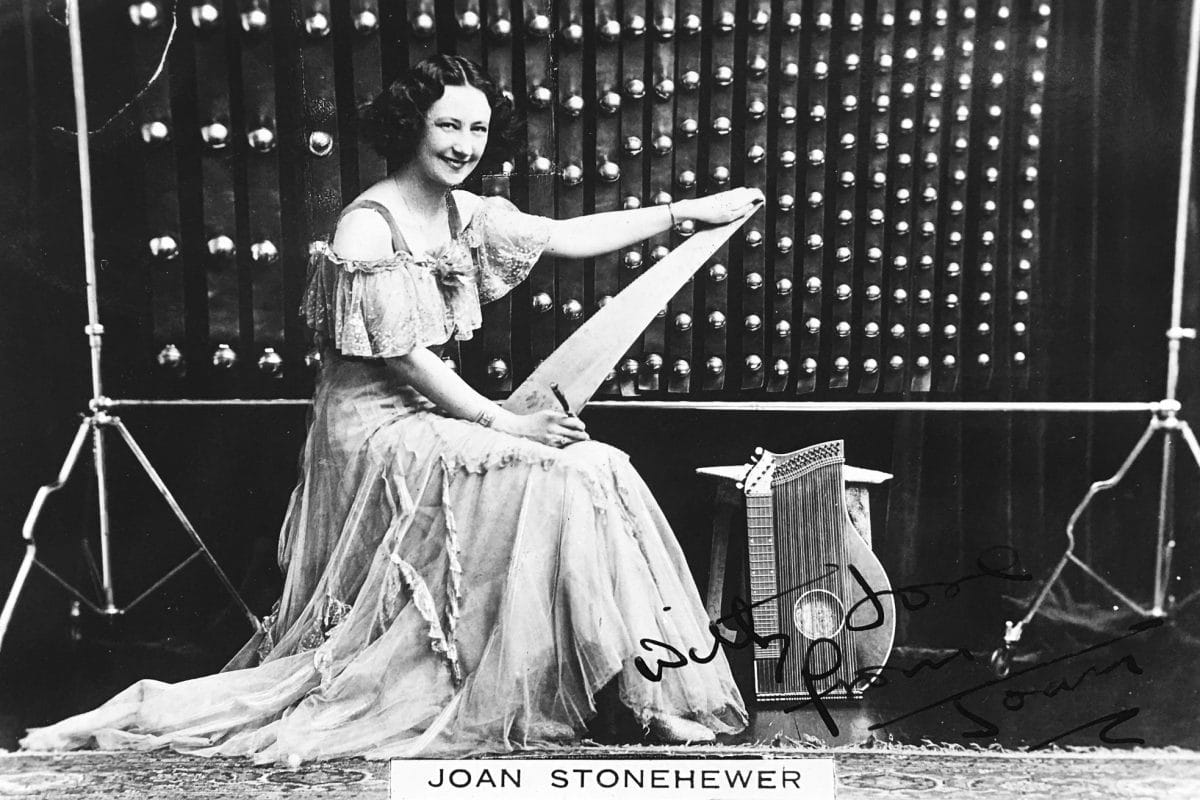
542 187 764 259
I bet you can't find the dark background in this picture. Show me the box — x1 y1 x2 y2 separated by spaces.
2 0 1199 746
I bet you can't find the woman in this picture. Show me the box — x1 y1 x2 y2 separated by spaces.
22 55 761 762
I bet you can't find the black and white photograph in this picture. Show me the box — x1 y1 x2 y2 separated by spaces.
1 1 1200 797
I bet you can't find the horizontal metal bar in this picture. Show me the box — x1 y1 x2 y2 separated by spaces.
104 398 311 408
100 398 1170 413
588 401 1168 413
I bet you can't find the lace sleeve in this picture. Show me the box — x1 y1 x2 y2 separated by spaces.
468 195 554 304
301 244 474 358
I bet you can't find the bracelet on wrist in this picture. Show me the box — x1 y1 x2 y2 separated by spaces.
473 406 497 428
667 201 678 228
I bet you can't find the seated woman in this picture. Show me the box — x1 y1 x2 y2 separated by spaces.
21 55 762 763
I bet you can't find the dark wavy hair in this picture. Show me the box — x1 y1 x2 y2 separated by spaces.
358 55 517 167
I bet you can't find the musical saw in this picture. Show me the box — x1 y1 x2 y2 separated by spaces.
501 206 759 415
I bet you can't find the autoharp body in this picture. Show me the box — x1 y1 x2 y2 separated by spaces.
741 441 896 701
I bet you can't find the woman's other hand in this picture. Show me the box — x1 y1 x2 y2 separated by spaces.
495 409 589 448
677 187 765 225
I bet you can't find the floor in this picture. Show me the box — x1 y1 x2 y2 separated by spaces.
2 586 1198 757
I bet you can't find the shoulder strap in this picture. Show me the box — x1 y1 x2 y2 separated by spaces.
446 192 463 240
340 199 409 254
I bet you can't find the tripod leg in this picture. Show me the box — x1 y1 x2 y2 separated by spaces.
1162 421 1200 612
0 420 92 653
1005 419 1158 643
1153 425 1177 615
110 418 261 632
92 419 116 613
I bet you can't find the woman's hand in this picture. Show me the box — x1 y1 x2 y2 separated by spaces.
494 409 589 448
676 187 765 226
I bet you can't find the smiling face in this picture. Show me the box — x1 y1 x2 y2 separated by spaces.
412 84 492 189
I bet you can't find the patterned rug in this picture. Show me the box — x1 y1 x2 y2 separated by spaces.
3 744 1199 799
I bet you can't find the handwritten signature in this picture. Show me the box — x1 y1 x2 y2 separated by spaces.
634 546 1157 749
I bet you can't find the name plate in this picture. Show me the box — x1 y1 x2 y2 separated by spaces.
390 758 836 799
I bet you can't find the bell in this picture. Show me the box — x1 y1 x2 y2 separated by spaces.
598 19 621 42
191 2 221 30
598 161 621 182
207 235 235 257
864 321 881 338
149 235 178 259
141 120 171 144
644 353 663 372
156 343 183 369
457 10 480 34
707 311 727 330
352 9 377 34
489 17 512 40
250 240 278 264
624 78 646 99
744 314 762 332
527 14 551 37
200 121 229 149
247 126 275 153
744 354 764 372
673 359 692 378
487 358 509 380
674 313 693 332
562 22 584 44
304 12 330 38
599 91 621 114
258 347 283 376
833 356 850 372
744 272 763 291
308 130 333 157
561 164 583 186
562 94 585 117
562 299 584 320
212 343 237 368
531 292 553 313
655 15 675 38
682 13 702 35
775 320 791 339
708 263 728 282
129 1 162 28
706 356 725 375
411 12 435 37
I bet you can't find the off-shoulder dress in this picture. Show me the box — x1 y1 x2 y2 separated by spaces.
20 192 747 762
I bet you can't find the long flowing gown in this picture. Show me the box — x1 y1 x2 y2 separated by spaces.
19 193 747 762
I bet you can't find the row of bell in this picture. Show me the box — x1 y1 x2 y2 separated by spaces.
156 347 1027 379
128 2 1050 56
131 3 1050 37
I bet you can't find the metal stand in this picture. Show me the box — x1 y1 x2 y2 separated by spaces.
992 0 1200 677
0 0 258 654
